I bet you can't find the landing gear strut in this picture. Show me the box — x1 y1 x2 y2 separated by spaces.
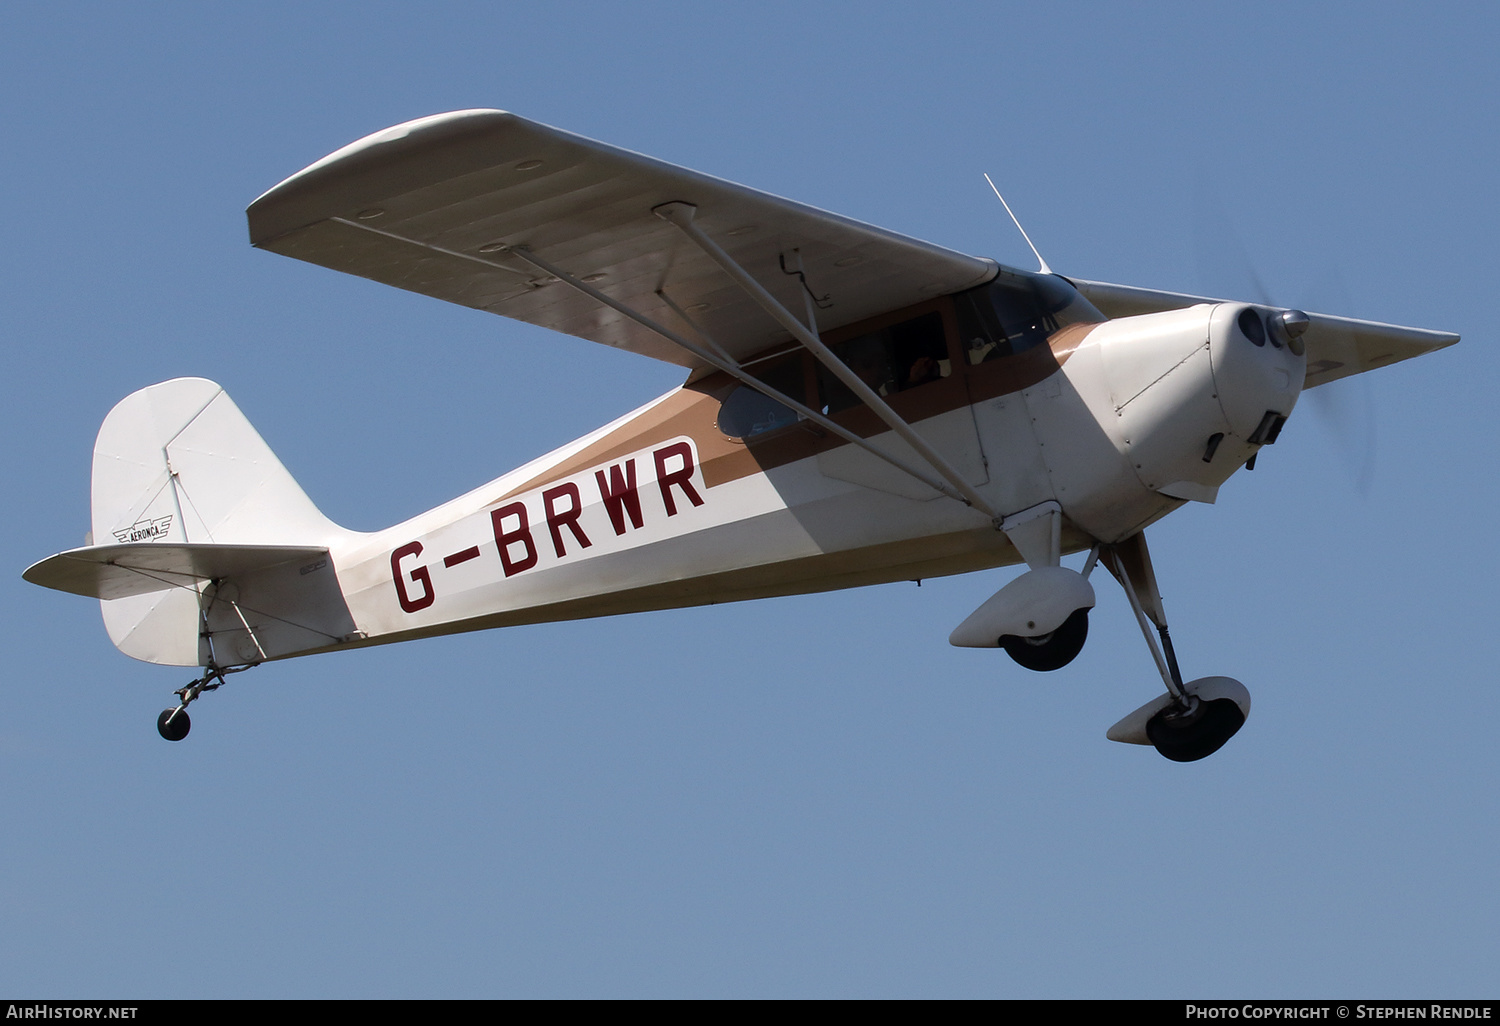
155 664 252 741
1103 534 1250 762
948 504 1097 672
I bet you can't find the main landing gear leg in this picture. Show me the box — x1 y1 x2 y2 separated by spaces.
156 664 252 741
1103 533 1250 762
949 503 1097 671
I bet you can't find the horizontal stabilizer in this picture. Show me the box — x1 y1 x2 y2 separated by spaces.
1069 278 1459 388
24 543 330 600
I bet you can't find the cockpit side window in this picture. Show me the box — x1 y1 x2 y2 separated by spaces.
718 302 965 438
818 311 950 414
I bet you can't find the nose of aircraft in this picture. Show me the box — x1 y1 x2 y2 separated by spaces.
1208 303 1307 444
1086 302 1307 506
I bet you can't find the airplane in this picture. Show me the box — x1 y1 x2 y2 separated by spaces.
22 109 1459 760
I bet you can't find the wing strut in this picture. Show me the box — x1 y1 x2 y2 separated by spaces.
652 202 1000 520
500 244 974 506
325 214 996 515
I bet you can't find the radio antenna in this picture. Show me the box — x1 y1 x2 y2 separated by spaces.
983 172 1052 276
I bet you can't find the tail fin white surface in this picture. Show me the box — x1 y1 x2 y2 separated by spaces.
91 377 339 549
34 378 358 666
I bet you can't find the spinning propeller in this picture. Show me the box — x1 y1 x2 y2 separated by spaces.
1192 186 1377 495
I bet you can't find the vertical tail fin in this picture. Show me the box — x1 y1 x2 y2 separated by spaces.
92 377 340 548
86 378 355 665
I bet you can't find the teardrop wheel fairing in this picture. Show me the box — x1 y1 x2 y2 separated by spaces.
1000 608 1089 672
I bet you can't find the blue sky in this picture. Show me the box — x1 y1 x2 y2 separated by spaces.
2 1 1496 998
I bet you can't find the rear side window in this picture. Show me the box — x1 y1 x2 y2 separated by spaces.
717 352 805 439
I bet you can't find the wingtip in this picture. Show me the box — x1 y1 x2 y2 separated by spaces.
247 108 520 246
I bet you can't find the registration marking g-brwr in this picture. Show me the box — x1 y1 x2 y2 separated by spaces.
390 437 707 613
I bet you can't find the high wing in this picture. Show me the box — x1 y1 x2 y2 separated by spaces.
247 109 1455 388
1071 279 1459 389
247 109 997 370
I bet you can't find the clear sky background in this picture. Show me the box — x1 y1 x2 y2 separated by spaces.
2 1 1496 999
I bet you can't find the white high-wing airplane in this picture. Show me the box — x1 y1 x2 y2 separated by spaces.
23 110 1458 760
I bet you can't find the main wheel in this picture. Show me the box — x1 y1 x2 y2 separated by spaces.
157 708 191 742
1000 608 1089 672
1146 697 1244 762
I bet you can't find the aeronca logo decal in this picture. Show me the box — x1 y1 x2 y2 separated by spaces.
112 515 173 543
390 439 707 614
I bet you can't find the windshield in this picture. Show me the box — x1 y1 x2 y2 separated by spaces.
953 270 1104 364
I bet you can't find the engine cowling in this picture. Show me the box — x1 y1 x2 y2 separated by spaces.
1093 302 1305 504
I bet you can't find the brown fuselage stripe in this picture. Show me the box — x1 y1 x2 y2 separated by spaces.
497 298 1100 503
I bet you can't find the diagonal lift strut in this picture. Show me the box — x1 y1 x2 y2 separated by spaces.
328 212 1000 519
652 201 999 520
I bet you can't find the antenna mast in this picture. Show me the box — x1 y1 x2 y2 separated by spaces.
984 172 1052 276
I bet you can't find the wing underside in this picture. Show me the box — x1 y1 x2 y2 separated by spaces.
247 110 1454 387
248 109 997 370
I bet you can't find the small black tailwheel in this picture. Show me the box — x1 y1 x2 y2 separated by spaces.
1000 608 1089 672
157 708 191 742
1146 697 1244 762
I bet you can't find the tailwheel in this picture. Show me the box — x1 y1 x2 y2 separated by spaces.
1145 696 1246 763
157 708 191 742
1000 608 1089 672
153 663 254 742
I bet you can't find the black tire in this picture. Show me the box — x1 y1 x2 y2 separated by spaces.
1000 608 1089 672
1146 697 1244 762
157 708 191 742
